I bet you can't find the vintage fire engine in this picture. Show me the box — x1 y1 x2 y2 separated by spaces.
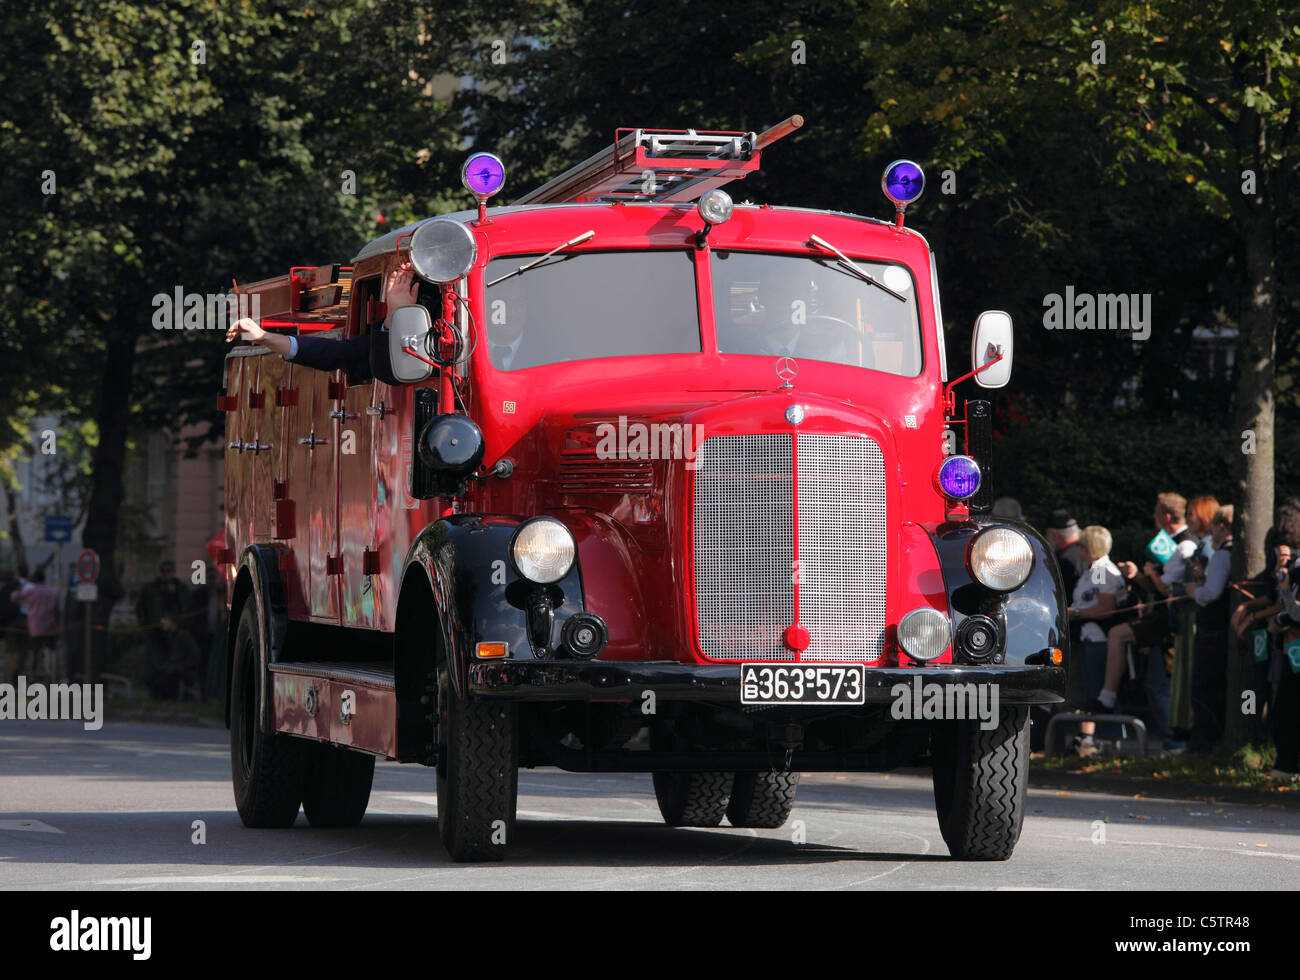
221 116 1072 862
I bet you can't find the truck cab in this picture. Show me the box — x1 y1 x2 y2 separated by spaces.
222 119 1072 862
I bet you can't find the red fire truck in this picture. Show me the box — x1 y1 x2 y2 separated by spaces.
221 116 1073 862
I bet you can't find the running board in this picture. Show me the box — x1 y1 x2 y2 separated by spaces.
270 661 398 760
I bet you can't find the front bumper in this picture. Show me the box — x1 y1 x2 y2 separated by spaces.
468 659 1067 705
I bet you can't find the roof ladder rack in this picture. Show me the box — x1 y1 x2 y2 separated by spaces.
513 114 803 206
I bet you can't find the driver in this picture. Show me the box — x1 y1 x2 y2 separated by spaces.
225 261 420 382
484 278 533 371
750 275 848 363
756 278 808 358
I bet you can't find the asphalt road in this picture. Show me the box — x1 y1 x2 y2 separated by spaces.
1 721 1297 890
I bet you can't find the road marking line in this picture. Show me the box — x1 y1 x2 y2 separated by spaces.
104 875 343 885
1039 833 1300 859
0 819 64 834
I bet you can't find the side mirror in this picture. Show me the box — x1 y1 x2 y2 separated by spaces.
971 310 1013 388
388 304 434 384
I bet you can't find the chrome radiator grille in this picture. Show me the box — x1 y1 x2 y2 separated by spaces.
692 433 887 662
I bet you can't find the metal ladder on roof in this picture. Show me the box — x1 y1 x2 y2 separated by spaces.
513 114 803 206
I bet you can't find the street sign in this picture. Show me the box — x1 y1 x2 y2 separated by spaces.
74 582 98 602
44 515 74 543
76 549 100 584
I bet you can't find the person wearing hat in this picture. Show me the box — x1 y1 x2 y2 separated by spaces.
1045 509 1086 602
991 497 1024 521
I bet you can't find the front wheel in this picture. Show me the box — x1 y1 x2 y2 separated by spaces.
436 664 518 862
931 706 1030 860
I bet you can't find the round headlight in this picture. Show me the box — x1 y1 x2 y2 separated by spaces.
510 518 576 584
898 607 950 662
968 527 1034 592
408 218 477 284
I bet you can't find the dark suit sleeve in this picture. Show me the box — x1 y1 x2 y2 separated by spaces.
291 334 373 381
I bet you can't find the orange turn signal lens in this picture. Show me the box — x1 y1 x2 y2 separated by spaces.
1050 648 1063 665
476 642 508 659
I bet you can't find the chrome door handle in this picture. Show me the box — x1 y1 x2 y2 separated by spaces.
328 409 357 420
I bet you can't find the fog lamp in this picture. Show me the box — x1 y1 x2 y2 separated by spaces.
898 607 950 662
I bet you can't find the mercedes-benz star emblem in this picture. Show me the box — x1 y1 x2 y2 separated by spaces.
775 356 799 385
785 404 805 425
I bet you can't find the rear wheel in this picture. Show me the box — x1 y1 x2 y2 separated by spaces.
726 771 799 828
652 771 734 827
229 600 311 828
931 706 1030 860
302 744 375 828
436 656 518 862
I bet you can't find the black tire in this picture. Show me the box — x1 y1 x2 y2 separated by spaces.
652 771 734 827
726 771 800 828
229 600 311 828
931 706 1030 860
436 659 518 862
302 744 375 828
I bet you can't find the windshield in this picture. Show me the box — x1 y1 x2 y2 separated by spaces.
482 250 700 371
711 250 922 377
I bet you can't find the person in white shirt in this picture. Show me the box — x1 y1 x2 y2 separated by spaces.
1067 525 1127 753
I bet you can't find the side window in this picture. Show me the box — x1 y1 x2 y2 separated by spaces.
350 277 383 340
347 277 383 387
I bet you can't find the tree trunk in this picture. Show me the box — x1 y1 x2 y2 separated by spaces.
80 322 138 680
1 471 27 572
1223 149 1277 748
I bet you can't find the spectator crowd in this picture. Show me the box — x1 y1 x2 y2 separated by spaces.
1021 492 1300 780
0 558 226 703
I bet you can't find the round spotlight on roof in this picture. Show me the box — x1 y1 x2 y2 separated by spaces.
408 218 477 284
697 189 734 226
461 152 506 200
881 159 925 207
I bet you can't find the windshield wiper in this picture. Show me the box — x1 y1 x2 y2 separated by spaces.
485 230 596 287
808 234 907 302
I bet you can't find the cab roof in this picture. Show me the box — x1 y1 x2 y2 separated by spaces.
352 203 904 265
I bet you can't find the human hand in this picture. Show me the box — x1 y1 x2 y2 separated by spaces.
1142 561 1159 579
226 317 265 343
1118 561 1138 579
386 259 418 306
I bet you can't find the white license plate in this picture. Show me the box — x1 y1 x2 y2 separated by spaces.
740 663 866 706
